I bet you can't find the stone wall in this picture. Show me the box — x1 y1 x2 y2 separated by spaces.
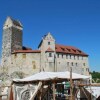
1 28 12 66
56 53 89 75
9 52 41 76
12 27 22 52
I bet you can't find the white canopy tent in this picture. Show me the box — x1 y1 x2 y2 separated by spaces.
85 86 100 99
10 71 91 100
13 71 90 82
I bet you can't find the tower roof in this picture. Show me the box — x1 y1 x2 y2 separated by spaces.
10 17 22 27
3 16 23 29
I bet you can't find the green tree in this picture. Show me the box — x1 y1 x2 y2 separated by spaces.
90 71 100 83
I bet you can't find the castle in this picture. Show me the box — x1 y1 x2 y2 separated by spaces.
0 17 90 79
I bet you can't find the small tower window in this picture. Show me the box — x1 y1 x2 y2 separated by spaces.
49 53 52 57
48 42 50 45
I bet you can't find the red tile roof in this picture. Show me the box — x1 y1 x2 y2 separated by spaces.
12 44 88 56
46 47 54 52
12 50 41 53
55 44 88 56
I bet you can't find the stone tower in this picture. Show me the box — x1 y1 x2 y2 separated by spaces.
1 16 23 67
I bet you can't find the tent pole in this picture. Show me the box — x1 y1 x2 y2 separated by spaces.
39 85 43 100
29 82 42 100
70 67 73 100
81 87 90 100
0 86 2 100
52 82 56 100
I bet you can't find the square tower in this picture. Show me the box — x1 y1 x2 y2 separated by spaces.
1 17 23 66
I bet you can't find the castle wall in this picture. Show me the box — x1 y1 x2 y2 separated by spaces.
56 53 89 75
8 53 41 76
1 28 12 65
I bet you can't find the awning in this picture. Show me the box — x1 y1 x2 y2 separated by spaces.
85 86 100 98
13 71 90 83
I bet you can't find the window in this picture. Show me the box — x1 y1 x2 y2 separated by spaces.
62 54 63 58
57 54 59 58
33 65 36 69
67 62 69 66
32 61 36 69
70 55 71 59
77 56 79 60
86 68 89 72
49 53 52 57
75 63 78 66
48 42 50 45
14 53 17 58
83 63 86 66
71 62 73 66
22 54 26 58
66 55 68 59
74 55 75 60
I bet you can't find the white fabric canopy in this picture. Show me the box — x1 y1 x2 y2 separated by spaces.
13 71 90 82
86 86 100 98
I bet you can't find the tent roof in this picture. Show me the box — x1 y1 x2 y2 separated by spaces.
86 86 100 98
13 71 90 83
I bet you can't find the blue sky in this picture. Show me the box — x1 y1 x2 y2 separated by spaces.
0 0 100 72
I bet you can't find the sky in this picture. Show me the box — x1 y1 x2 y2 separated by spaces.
0 0 100 72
